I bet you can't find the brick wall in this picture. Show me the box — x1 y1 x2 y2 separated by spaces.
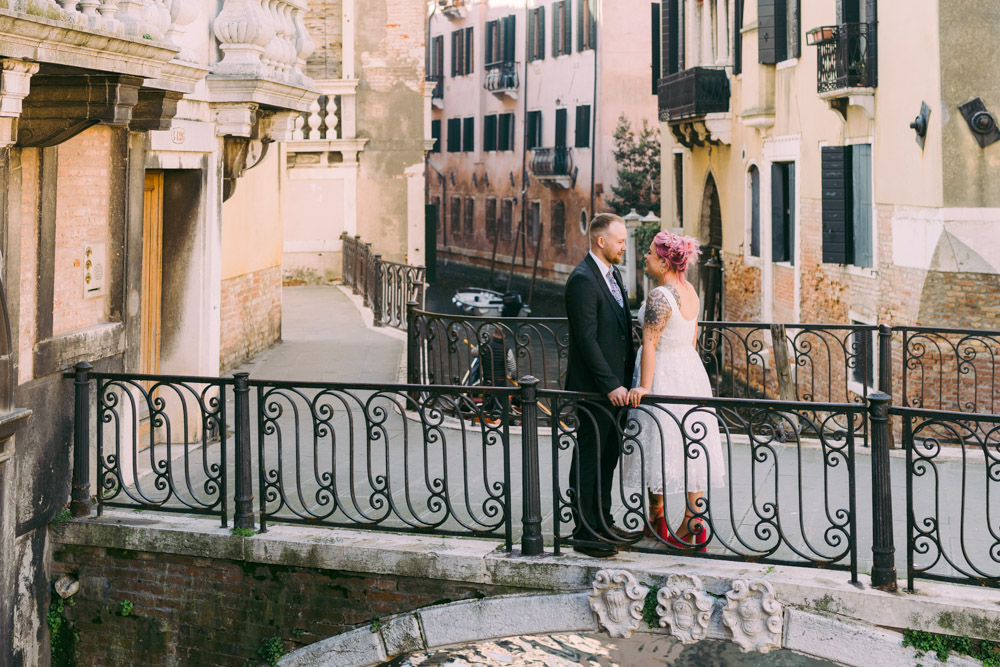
51 544 500 666
721 251 761 322
304 0 343 80
220 265 282 372
53 126 112 337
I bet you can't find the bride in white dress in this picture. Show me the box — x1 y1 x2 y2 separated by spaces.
625 232 725 549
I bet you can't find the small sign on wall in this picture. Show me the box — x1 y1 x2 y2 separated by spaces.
84 243 106 299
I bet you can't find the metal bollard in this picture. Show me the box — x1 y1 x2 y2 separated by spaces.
70 362 92 518
868 391 897 591
519 376 544 556
233 372 254 530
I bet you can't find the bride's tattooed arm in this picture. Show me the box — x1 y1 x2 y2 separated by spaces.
629 288 672 406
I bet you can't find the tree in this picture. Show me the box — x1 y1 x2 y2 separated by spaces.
607 114 661 217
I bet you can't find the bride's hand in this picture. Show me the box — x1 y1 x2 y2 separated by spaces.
627 387 649 407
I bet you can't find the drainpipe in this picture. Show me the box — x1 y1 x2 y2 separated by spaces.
425 2 439 246
589 0 599 219
518 0 530 274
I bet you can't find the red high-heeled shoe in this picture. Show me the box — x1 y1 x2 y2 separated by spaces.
645 508 665 538
689 518 710 553
656 516 690 549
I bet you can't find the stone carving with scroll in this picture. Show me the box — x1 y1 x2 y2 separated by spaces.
721 579 783 652
588 569 649 638
654 574 714 643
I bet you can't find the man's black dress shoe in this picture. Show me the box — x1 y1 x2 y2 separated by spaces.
607 524 643 541
572 543 618 558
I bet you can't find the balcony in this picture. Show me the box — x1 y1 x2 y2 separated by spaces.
438 0 467 19
657 67 731 148
427 75 443 109
529 147 574 189
484 61 519 100
813 22 877 120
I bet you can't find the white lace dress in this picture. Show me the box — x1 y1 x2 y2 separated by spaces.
623 286 725 494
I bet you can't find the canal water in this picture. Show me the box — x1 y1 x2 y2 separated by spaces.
425 261 567 318
382 633 835 666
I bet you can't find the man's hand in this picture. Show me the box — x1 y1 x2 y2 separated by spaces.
607 386 628 407
627 386 649 407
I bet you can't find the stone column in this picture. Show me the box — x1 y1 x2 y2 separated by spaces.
700 0 713 66
716 0 729 64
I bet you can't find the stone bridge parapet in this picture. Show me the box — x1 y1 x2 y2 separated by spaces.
50 511 999 666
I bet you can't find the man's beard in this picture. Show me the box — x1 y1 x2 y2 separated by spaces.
604 249 624 265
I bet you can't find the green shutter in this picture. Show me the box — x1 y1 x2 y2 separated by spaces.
651 3 660 94
528 9 536 61
538 7 545 59
821 146 852 264
771 163 788 262
758 0 787 64
852 144 873 268
577 0 584 51
563 1 572 55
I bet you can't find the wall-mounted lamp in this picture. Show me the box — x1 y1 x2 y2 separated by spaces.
909 101 930 150
959 97 1000 148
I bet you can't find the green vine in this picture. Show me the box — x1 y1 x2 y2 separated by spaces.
231 527 257 538
50 508 72 528
118 600 134 617
255 635 285 667
641 587 661 629
903 629 1000 666
48 596 78 667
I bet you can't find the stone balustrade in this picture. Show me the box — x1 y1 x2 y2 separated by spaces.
213 0 314 87
293 94 339 140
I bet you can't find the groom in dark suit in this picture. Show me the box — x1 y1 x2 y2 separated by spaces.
564 213 637 557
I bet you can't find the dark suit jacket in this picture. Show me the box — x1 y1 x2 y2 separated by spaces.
564 254 636 396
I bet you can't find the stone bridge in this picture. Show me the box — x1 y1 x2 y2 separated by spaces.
50 511 996 666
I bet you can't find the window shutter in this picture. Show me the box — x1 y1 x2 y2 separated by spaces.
577 0 585 51
786 164 795 265
734 0 743 74
465 27 474 73
563 1 572 55
771 163 788 262
758 0 786 64
486 21 495 65
552 3 561 55
788 0 801 59
451 31 457 76
463 117 474 152
589 0 597 50
651 3 660 95
528 9 536 61
555 108 567 147
538 7 545 60
852 144 873 268
431 119 441 153
575 105 590 148
447 118 461 152
664 0 679 74
821 146 852 264
504 15 516 62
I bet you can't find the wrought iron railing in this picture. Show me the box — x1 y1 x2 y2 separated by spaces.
815 22 877 94
427 75 443 100
529 147 574 178
657 66 730 120
341 233 425 329
484 61 519 93
897 406 1000 590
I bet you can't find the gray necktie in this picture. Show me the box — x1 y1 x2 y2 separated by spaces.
607 268 624 309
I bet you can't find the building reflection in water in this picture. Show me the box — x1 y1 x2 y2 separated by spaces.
382 632 837 666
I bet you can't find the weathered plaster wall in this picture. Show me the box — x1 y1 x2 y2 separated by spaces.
304 0 344 81
355 0 427 265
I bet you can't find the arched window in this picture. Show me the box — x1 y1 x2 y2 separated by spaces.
579 209 588 235
747 165 760 257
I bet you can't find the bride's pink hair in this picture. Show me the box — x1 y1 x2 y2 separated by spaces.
653 231 701 279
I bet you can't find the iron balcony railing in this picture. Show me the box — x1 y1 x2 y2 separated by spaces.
657 66 730 120
427 74 443 99
529 147 573 178
484 61 519 93
815 22 877 94
341 233 425 329
66 320 1000 592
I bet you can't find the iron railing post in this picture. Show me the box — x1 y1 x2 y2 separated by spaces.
70 361 92 518
878 324 892 396
519 376 544 556
868 391 897 590
233 372 254 530
341 232 350 287
372 254 384 327
352 235 363 295
406 301 419 385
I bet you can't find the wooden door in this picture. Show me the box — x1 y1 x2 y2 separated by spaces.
141 171 163 378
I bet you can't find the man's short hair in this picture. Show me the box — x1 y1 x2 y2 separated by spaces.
588 212 625 243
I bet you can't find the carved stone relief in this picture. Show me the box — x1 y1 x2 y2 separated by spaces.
654 574 713 644
721 579 783 652
588 569 649 638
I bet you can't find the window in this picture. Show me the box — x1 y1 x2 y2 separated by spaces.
450 196 462 235
430 35 444 78
464 197 475 237
734 0 744 74
821 144 873 267
574 105 590 148
662 0 683 75
498 113 514 150
462 117 474 152
501 198 514 240
528 7 545 61
673 152 683 227
484 115 498 151
550 200 566 246
446 118 461 152
758 0 800 64
451 27 474 76
579 209 588 235
526 110 542 150
748 165 760 256
551 0 571 56
770 162 795 264
431 119 441 153
555 108 567 147
577 0 596 51
486 15 516 65
528 201 541 245
485 197 498 239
